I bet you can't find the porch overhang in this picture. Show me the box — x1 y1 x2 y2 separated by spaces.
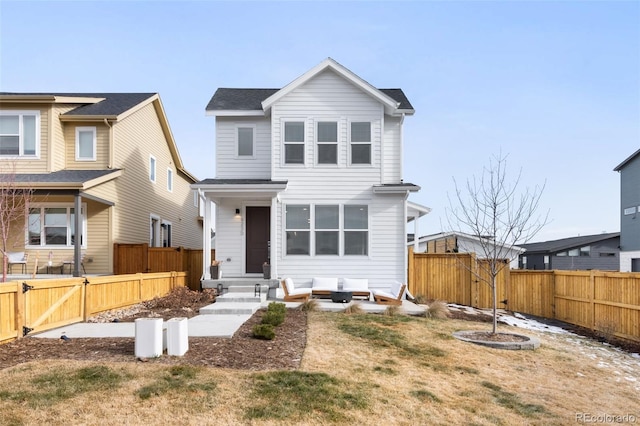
192 179 288 200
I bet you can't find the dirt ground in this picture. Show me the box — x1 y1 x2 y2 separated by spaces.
0 287 307 370
1 288 638 371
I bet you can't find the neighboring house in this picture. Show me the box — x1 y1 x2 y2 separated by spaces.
614 149 640 272
193 58 430 291
518 232 620 271
0 92 201 276
410 231 524 269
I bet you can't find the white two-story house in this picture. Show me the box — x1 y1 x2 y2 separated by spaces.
193 58 429 292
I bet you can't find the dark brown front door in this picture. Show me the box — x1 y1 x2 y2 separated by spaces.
246 206 270 274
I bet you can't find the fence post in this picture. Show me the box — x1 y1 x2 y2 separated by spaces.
470 253 478 308
408 246 414 293
15 282 24 341
589 270 596 331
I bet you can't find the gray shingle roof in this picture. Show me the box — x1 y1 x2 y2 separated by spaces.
1 169 121 184
205 88 413 112
614 148 640 171
0 92 156 116
519 232 620 254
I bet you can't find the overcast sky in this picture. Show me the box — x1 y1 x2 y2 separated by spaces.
1 0 638 242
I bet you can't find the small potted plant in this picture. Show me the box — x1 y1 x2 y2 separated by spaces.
262 261 271 279
210 260 222 279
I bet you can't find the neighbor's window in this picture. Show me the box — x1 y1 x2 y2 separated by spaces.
149 155 156 182
76 127 96 161
344 205 368 255
286 205 310 255
580 246 590 257
237 127 254 157
624 206 636 215
162 221 172 247
284 121 305 164
317 121 337 164
0 111 39 157
350 121 371 164
167 168 173 192
315 205 339 255
27 205 85 247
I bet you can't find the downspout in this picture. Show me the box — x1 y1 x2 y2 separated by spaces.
399 113 405 183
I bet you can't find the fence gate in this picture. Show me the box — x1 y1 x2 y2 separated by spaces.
22 278 86 336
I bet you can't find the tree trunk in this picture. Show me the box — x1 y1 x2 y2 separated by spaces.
492 274 498 334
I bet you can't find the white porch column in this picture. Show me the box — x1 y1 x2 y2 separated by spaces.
202 191 212 280
271 195 278 279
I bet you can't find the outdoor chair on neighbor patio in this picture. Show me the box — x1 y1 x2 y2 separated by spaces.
7 252 28 274
372 282 407 306
62 254 86 275
311 277 339 297
281 278 312 302
341 278 371 300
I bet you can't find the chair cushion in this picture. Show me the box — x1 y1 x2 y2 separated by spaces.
390 281 403 298
289 288 312 296
312 277 338 291
342 278 368 291
8 252 25 263
372 290 395 299
283 278 296 294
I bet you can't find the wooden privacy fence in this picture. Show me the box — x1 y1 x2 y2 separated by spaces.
0 271 187 344
113 244 215 291
408 250 640 343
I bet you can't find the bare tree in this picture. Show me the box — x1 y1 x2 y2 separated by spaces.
447 152 548 333
0 163 33 282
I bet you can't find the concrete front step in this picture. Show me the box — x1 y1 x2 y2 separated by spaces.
199 302 261 315
215 292 267 304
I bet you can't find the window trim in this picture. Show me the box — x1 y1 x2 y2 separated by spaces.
26 203 87 249
167 168 173 192
149 155 157 183
349 120 372 166
236 125 255 158
343 204 369 256
75 126 96 161
316 120 339 166
150 214 161 247
0 110 40 158
283 120 306 166
161 220 172 247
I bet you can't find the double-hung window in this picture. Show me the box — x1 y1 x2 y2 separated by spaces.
350 121 371 165
0 111 39 157
285 205 310 255
315 205 339 255
149 155 156 183
317 121 337 164
344 205 368 255
28 205 85 247
76 127 96 161
284 121 305 164
237 127 254 157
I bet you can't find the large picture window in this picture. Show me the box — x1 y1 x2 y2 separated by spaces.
284 121 305 164
285 204 369 256
286 205 310 255
27 205 85 247
0 111 39 157
350 121 371 165
317 121 337 164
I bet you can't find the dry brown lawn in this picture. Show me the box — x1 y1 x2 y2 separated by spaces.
1 310 639 425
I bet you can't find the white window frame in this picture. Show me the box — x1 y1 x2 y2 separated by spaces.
167 168 173 192
283 120 306 166
75 126 96 161
26 203 87 248
150 214 161 247
0 110 40 158
285 204 311 255
316 120 339 166
343 204 369 256
236 125 255 158
149 155 156 183
315 204 340 255
161 220 172 247
349 120 372 166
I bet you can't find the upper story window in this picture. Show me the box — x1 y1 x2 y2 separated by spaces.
237 127 254 157
167 168 173 192
317 121 338 165
0 110 39 157
284 121 305 164
27 204 86 248
149 155 156 183
350 121 371 165
76 127 96 161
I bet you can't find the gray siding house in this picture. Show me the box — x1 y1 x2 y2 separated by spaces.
518 232 620 271
614 149 640 272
